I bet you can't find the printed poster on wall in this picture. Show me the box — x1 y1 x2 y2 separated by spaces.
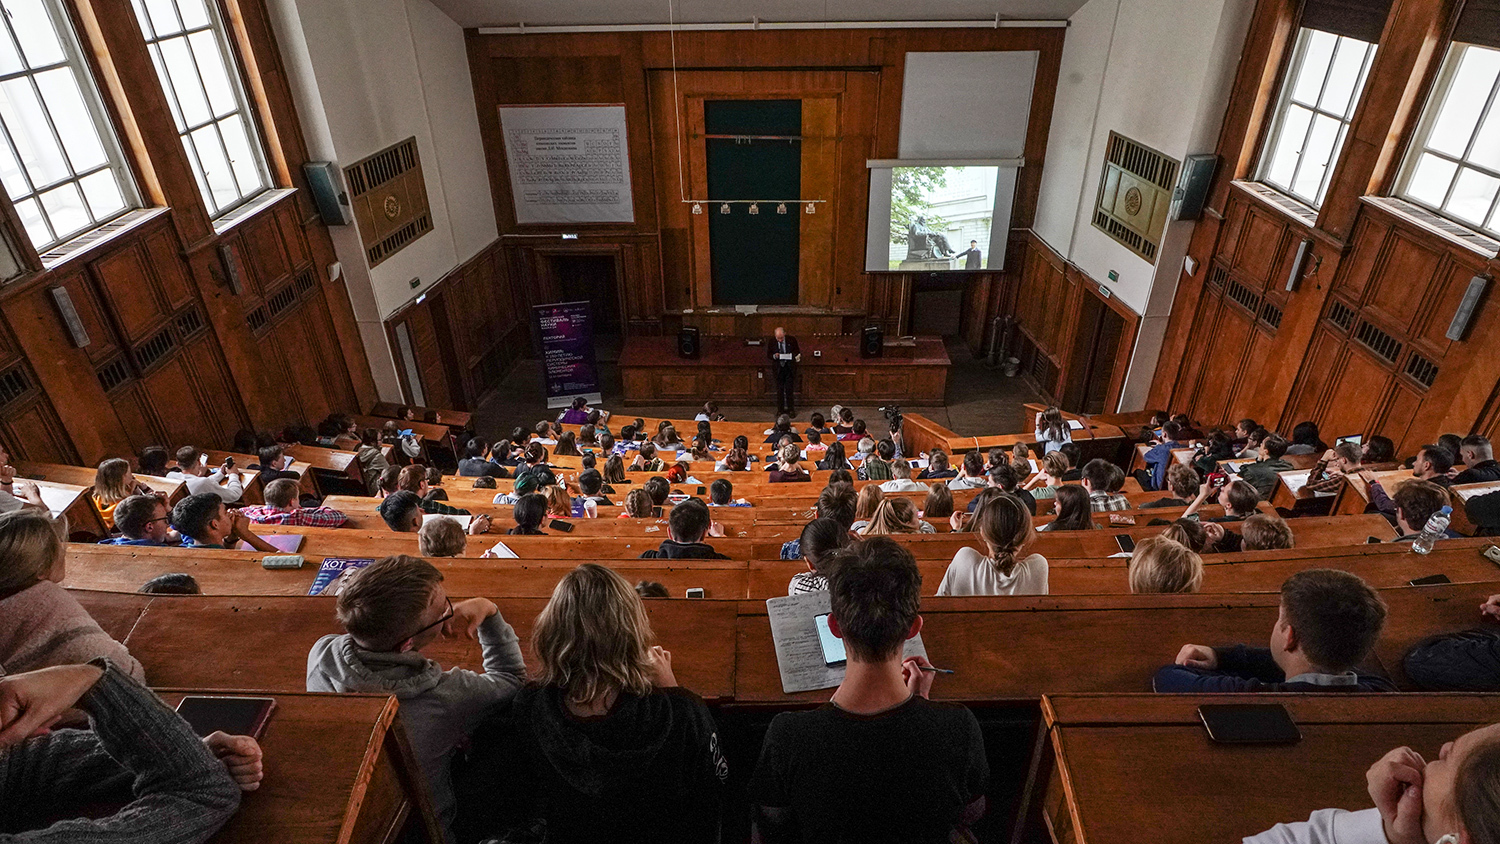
533 301 601 409
499 105 635 224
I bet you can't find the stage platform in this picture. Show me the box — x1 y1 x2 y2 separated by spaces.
618 334 950 406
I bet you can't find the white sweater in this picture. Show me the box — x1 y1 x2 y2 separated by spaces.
935 548 1048 596
1243 807 1388 844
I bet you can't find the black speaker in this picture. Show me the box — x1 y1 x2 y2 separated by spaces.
861 324 883 358
1171 153 1218 221
678 326 701 359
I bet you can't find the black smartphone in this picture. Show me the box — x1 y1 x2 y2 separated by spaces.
696 486 707 495
1366 536 1383 544
1115 535 1137 554
652 506 663 518
1198 703 1301 745
1409 573 1453 586
175 696 276 739
548 519 574 533
602 485 616 495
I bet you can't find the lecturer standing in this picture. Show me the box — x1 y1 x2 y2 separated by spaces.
768 326 801 416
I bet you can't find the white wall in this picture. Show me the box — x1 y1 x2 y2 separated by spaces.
1033 0 1253 409
266 0 498 401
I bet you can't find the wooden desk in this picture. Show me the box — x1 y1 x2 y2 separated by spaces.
15 461 187 505
618 334 952 405
33 479 109 539
1039 693 1500 844
369 401 472 433
1452 481 1500 536
353 416 454 460
156 690 443 844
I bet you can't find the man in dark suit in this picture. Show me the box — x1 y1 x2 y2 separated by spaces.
954 240 982 270
768 326 801 416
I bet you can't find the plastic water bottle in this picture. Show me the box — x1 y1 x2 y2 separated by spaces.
1412 505 1453 555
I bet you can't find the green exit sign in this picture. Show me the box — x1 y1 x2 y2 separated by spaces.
1107 270 1119 282
409 278 421 289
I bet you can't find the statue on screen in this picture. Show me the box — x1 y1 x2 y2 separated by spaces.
905 216 955 261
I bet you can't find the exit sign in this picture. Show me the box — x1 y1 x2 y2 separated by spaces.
1107 269 1119 282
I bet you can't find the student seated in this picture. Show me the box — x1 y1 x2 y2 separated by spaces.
138 444 171 476
709 478 747 507
1040 485 1096 531
307 555 524 840
419 516 468 557
816 440 852 472
879 459 926 492
804 411 829 436
1237 434 1294 499
1286 420 1327 455
788 518 853 596
1362 444 1455 521
508 493 548 536
922 483 954 520
380 490 493 535
1242 513 1295 550
492 471 541 506
1153 569 1393 693
481 564 727 841
239 479 349 527
769 443 811 483
861 438 897 481
630 442 666 473
765 414 802 445
98 493 175 546
1081 459 1129 511
91 458 156 530
634 580 670 598
1127 536 1202 594
917 449 957 480
0 660 263 840
832 406 855 435
1303 441 1366 495
1034 406 1072 455
166 446 245 503
516 443 558 488
1391 479 1454 542
639 498 727 559
851 485 884 533
1456 434 1500 484
695 400 725 422
250 444 301 492
1141 462 1198 509
1143 420 1189 491
644 476 671 506
947 450 989 490
937 493 1046 596
398 465 471 516
355 428 392 495
781 486 857 559
0 510 144 679
1246 722 1500 844
618 488 655 519
139 572 201 595
576 468 613 508
458 438 508 479
1185 479 1261 553
860 497 935 536
751 537 988 843
170 493 279 553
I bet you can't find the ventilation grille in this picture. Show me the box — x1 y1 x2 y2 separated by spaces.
245 269 319 337
1207 262 1229 289
1239 181 1319 225
37 209 157 265
1260 300 1284 330
1353 319 1402 364
1226 278 1261 314
1404 352 1439 389
266 281 298 318
346 138 419 197
1105 134 1177 190
0 363 32 406
292 268 315 296
96 357 131 393
1328 299 1357 332
133 326 177 372
366 212 432 266
173 305 204 339
1371 196 1500 255
246 306 268 334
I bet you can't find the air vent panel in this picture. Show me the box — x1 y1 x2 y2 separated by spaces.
173 305 204 339
96 357 131 393
1328 299 1356 332
133 327 177 372
1260 300 1283 330
1404 352 1439 389
1226 278 1260 314
1207 262 1229 289
345 138 431 268
1353 319 1402 364
1091 132 1180 264
0 364 32 406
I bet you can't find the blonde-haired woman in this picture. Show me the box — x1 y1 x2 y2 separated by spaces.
92 458 155 530
1127 535 1203 594
768 442 810 483
860 497 935 536
850 484 884 533
509 563 726 839
618 487 654 519
0 509 143 679
936 493 1047 596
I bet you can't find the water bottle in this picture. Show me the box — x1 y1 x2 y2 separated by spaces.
1412 505 1453 555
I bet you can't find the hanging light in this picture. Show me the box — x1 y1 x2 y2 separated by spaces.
691 202 703 215
719 203 731 214
748 203 759 215
805 202 816 214
776 203 787 215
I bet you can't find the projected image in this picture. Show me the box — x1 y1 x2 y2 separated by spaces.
887 166 998 271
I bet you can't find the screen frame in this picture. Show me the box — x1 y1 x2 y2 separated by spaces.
864 158 1023 274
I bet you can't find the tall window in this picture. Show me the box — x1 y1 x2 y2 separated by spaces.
0 0 137 252
132 0 269 218
1398 43 1500 239
1258 28 1377 208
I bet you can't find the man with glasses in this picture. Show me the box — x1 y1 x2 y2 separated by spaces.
306 555 526 844
97 493 175 546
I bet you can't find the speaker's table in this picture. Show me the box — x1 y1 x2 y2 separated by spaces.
618 334 950 406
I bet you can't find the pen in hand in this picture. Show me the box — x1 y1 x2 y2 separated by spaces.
919 666 955 674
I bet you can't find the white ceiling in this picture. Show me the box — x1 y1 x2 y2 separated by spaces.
428 0 1089 29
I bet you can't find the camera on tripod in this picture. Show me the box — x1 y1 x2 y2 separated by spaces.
879 405 903 432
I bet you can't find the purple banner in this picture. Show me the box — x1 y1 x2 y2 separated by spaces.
533 301 601 408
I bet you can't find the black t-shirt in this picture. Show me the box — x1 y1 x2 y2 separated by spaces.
749 695 987 843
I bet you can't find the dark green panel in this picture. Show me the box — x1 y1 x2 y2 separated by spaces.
704 99 801 136
707 135 800 305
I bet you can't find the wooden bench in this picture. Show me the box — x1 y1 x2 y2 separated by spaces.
369 401 472 433
15 460 186 505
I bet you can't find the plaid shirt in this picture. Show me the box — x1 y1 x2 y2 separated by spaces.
419 498 470 517
239 505 349 528
1089 491 1131 512
1303 458 1347 495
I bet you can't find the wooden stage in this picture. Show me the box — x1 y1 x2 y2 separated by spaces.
618 334 951 405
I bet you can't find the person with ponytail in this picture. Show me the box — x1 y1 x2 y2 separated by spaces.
936 493 1048 596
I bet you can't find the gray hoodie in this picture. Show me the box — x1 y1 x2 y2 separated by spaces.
305 612 526 842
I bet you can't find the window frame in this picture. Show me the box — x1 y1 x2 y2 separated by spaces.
1394 41 1500 240
131 0 272 221
0 0 142 254
1256 26 1378 209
